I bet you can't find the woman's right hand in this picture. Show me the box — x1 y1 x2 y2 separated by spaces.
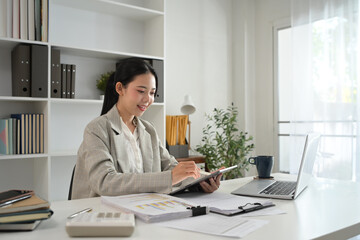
171 161 201 185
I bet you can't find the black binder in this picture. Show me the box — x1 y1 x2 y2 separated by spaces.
66 64 71 98
31 44 48 97
70 64 76 99
11 44 31 97
61 64 66 98
51 49 61 98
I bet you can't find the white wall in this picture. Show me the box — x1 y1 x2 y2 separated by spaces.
165 0 233 149
166 0 291 172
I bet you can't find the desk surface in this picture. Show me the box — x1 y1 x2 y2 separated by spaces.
1 173 360 240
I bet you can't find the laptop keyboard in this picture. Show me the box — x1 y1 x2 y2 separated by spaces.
260 181 297 195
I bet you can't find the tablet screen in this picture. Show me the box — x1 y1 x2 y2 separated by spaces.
169 165 238 195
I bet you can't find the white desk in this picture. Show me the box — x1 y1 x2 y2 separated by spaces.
1 173 360 240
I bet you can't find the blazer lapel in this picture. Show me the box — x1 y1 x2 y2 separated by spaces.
106 105 132 173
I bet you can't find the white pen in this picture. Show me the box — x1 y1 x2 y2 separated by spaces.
67 208 92 219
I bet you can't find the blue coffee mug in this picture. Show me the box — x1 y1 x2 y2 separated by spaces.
248 156 274 178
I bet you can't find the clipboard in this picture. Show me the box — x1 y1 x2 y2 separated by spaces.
210 202 275 216
169 165 238 195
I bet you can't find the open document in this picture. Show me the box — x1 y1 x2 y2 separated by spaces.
101 193 209 223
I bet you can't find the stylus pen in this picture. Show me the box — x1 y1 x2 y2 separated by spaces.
0 194 32 208
67 208 92 219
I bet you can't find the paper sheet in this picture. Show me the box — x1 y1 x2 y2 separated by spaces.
156 213 268 238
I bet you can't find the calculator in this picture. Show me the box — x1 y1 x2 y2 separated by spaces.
66 212 135 237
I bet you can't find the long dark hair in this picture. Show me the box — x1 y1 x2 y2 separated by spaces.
100 58 158 115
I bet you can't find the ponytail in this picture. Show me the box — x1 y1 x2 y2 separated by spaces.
100 72 117 115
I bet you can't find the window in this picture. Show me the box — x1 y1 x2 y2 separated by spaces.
275 18 359 181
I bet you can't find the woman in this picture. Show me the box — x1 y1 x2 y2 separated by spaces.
71 58 221 199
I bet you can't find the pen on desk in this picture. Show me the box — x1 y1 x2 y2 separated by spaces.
67 208 92 219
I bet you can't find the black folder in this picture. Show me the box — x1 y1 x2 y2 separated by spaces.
70 65 76 99
11 44 31 97
61 64 67 98
66 64 71 98
51 49 61 98
31 45 48 97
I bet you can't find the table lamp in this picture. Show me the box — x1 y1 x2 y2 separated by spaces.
180 94 196 150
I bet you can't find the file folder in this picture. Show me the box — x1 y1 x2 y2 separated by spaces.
31 44 48 98
51 49 61 98
11 44 31 97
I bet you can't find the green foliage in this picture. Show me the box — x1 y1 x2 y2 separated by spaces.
195 105 255 179
96 71 114 93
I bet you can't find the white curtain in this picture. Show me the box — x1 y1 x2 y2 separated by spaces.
290 0 360 181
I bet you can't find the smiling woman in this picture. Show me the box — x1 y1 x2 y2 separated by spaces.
70 58 222 200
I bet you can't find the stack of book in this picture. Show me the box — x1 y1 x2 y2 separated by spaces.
0 114 44 155
0 193 53 231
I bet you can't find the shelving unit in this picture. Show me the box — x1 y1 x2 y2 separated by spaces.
0 0 165 201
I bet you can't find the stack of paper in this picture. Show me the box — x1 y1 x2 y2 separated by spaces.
0 194 53 231
102 193 208 223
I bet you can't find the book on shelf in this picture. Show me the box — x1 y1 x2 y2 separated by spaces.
19 0 28 40
39 114 44 153
7 113 44 155
11 114 25 154
0 220 41 231
101 193 209 223
0 0 13 38
31 44 48 98
28 114 32 154
12 0 20 39
28 0 35 41
7 118 13 155
34 0 41 41
1 0 46 41
0 119 9 155
11 44 31 97
40 0 48 42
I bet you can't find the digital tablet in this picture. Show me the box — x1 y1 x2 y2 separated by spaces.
169 165 238 195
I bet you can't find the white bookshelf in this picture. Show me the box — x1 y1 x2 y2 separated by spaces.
0 0 165 201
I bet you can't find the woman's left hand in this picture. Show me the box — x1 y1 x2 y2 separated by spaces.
199 173 222 193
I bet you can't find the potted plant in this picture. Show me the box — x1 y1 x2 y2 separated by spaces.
96 71 114 99
195 105 255 179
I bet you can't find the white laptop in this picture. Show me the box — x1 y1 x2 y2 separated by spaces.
231 133 320 200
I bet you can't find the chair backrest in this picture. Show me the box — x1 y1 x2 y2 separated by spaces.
68 165 76 200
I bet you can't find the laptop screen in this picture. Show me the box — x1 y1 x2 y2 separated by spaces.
293 133 321 198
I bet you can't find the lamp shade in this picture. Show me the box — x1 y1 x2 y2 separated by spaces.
181 94 196 115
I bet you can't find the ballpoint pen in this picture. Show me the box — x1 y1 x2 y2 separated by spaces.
0 194 32 208
67 208 92 219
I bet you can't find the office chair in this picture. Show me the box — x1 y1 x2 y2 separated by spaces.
68 165 76 200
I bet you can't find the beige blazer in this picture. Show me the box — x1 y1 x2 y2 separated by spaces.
72 105 178 199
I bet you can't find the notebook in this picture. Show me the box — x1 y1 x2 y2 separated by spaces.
231 133 320 200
